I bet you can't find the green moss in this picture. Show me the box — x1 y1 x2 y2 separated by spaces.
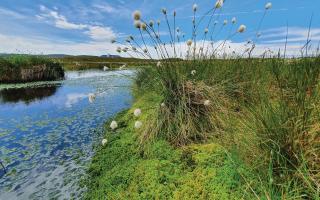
85 94 261 200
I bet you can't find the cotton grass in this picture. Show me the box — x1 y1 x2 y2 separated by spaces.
110 121 118 130
134 108 142 117
135 121 143 129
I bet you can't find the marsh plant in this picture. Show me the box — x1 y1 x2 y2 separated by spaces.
113 1 272 145
103 0 320 198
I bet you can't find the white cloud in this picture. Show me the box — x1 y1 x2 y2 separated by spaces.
0 25 317 58
36 5 117 41
54 14 87 30
0 33 121 56
93 3 131 19
260 27 320 44
94 4 116 14
0 7 26 19
37 6 87 30
85 26 116 41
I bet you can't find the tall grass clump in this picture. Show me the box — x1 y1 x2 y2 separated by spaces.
249 57 320 197
135 61 231 146
115 1 253 146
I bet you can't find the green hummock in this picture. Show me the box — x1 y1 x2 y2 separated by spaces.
85 93 260 200
0 55 64 83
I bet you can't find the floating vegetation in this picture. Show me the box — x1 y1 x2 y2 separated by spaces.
0 70 134 199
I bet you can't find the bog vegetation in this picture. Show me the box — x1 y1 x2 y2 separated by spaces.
0 55 64 83
79 1 320 199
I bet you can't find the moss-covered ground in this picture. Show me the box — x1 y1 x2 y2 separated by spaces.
85 92 262 200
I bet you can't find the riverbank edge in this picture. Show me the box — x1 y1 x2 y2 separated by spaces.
0 56 65 84
84 91 263 199
0 64 65 84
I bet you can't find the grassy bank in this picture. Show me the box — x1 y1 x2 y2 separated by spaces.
85 57 320 199
0 55 64 83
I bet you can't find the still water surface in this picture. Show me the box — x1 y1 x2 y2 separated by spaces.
0 70 134 199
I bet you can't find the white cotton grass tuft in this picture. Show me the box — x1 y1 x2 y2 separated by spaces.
110 121 118 130
223 20 228 25
191 70 196 76
161 102 165 107
88 93 96 103
265 2 272 10
238 24 246 33
187 39 193 46
232 17 237 24
135 121 143 129
161 8 167 15
134 108 142 117
141 23 147 31
215 0 224 8
149 20 154 27
134 20 141 29
102 139 108 146
204 100 211 106
157 61 162 67
193 4 198 12
133 10 141 21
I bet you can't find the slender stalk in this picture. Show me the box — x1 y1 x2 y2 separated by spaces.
173 12 177 57
284 22 289 58
164 14 174 51
305 13 313 57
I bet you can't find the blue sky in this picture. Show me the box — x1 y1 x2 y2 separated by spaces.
0 0 319 56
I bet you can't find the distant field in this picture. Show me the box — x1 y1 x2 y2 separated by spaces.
54 56 150 70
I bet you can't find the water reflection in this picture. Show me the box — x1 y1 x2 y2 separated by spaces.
0 85 60 104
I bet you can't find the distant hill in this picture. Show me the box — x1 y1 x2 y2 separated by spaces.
100 54 121 58
46 54 69 58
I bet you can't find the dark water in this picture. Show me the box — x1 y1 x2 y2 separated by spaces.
0 70 134 199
